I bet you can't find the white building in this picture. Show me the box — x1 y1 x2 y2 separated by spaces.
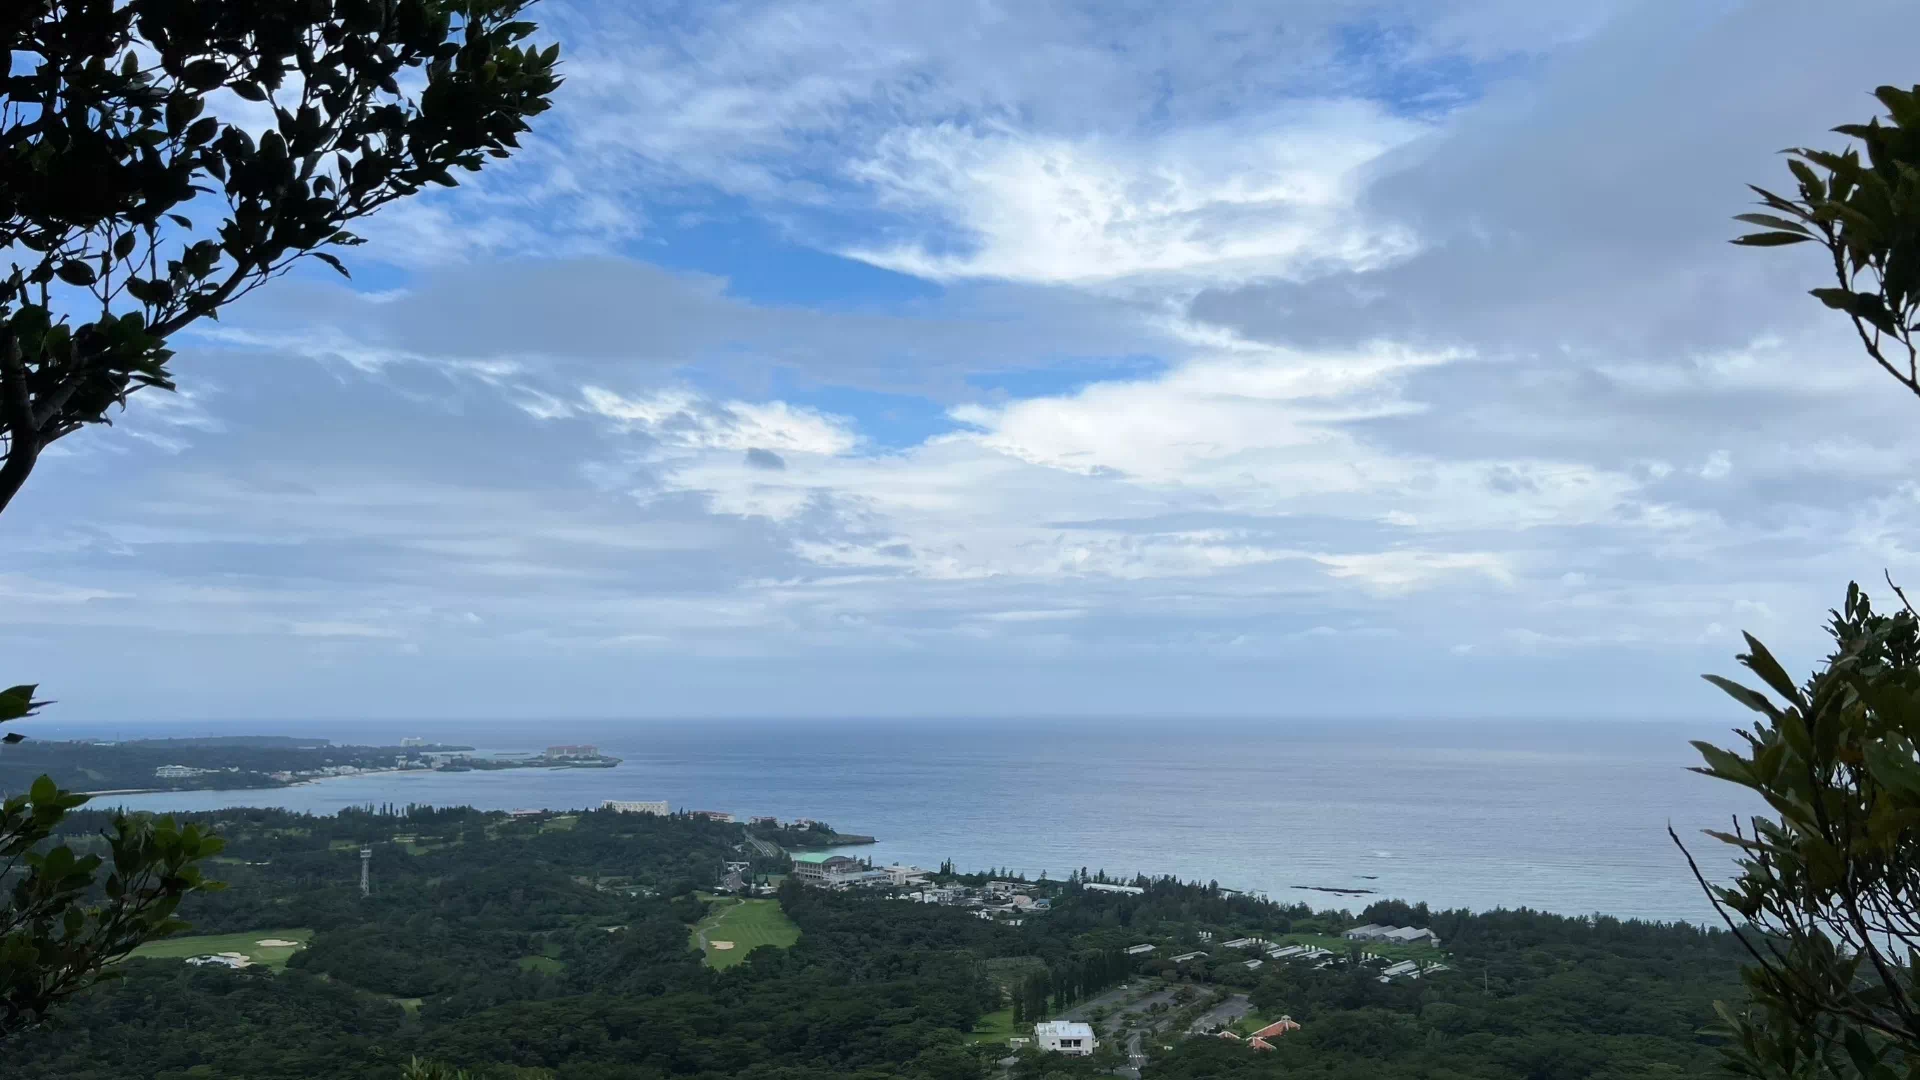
883 864 930 886
1082 882 1144 895
400 737 426 747
1126 944 1155 956
1034 1021 1097 1056
154 764 200 779
603 800 669 816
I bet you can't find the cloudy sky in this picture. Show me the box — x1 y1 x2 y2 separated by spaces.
8 0 1920 722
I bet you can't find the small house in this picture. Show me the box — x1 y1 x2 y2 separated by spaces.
1033 1021 1097 1056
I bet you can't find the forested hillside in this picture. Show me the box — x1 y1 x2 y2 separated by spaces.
9 806 1749 1079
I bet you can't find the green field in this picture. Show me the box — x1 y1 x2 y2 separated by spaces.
965 1007 1023 1045
517 955 566 974
540 814 578 833
130 928 313 970
691 898 799 969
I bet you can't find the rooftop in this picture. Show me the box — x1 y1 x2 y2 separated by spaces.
1034 1021 1095 1038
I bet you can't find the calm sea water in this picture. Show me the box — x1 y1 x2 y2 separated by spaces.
55 718 1754 924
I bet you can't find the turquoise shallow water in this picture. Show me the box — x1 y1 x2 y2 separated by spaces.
63 717 1752 923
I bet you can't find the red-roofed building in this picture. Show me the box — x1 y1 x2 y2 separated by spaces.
1215 1030 1241 1041
1249 1037 1276 1051
1250 1017 1301 1039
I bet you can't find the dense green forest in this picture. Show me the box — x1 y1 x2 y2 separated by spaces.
8 805 1749 1079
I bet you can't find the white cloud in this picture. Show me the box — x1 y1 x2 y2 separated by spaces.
581 387 858 455
844 107 1425 285
1313 550 1512 593
596 327 1695 597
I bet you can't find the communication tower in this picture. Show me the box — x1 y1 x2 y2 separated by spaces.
359 846 372 897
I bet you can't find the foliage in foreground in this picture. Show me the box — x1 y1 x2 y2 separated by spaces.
1688 585 1920 1078
1732 83 1920 403
1710 80 1920 1080
0 685 223 1038
0 0 561 514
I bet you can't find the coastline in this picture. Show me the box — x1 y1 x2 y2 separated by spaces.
79 763 441 799
77 755 625 800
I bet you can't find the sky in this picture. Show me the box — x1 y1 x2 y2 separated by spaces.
7 0 1920 723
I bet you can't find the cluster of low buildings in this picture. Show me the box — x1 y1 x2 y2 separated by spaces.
603 800 670 815
1342 923 1442 947
1266 943 1335 964
599 804 818 826
1375 957 1449 982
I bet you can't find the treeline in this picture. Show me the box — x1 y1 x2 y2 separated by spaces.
1010 947 1133 1022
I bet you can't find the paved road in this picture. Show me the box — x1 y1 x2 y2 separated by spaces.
1187 993 1252 1034
746 836 782 859
1055 984 1148 1024
1054 983 1191 1078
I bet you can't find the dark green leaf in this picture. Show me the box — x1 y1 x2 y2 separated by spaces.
1731 232 1814 247
310 252 351 279
55 262 97 287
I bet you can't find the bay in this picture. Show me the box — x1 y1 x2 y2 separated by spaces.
68 717 1752 924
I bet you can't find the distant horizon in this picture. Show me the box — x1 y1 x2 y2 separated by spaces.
24 712 1739 742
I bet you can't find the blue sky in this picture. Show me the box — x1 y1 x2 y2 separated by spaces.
7 0 1920 722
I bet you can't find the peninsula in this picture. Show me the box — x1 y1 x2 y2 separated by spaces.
0 736 623 797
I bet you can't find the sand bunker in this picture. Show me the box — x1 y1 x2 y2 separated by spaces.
256 939 302 948
710 941 735 950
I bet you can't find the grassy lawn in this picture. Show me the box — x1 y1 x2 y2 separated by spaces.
131 928 313 970
965 1007 1023 1045
517 955 565 974
540 815 578 833
691 898 800 970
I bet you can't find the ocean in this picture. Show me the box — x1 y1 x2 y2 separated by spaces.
57 717 1755 924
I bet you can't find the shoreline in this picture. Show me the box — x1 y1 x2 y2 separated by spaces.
78 755 625 800
79 763 444 800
